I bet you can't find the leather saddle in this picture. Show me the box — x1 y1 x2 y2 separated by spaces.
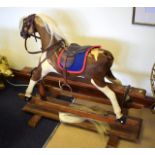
60 43 91 69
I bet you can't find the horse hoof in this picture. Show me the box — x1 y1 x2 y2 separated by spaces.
25 96 32 102
117 116 126 125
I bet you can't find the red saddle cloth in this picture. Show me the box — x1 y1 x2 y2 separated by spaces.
57 45 100 74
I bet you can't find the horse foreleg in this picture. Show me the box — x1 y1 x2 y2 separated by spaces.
25 66 42 101
91 78 126 124
25 79 37 101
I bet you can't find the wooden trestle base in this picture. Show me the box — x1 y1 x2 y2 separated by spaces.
15 67 155 147
19 93 142 148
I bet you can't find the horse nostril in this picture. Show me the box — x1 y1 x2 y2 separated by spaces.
20 31 28 38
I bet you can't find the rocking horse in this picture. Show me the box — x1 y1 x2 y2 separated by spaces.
20 14 127 124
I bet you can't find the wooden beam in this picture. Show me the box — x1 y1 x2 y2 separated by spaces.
28 115 42 128
106 135 120 148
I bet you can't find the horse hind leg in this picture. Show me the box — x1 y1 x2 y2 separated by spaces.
91 77 126 124
106 70 131 102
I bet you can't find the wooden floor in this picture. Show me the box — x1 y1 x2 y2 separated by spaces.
44 102 155 148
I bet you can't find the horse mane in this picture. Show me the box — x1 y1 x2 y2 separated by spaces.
37 14 69 45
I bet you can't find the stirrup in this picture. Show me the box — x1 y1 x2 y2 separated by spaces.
59 80 73 97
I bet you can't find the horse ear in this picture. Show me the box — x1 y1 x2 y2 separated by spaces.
35 15 45 27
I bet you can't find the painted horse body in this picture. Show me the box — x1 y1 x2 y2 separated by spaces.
20 14 126 124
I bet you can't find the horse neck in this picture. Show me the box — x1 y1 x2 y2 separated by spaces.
35 24 52 50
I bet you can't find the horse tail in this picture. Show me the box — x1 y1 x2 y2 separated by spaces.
106 69 117 80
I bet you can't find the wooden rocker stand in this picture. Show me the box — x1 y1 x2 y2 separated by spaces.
16 67 155 148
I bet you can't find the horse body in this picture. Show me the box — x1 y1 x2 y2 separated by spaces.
20 14 126 124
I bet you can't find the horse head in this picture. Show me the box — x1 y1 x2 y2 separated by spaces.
20 14 37 39
20 14 67 53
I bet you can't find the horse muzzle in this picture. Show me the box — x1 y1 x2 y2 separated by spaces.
20 31 30 39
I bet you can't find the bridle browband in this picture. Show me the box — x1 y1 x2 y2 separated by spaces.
22 14 67 54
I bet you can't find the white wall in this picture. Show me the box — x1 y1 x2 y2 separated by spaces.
0 7 155 95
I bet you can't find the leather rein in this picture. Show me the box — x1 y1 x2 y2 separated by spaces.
24 35 43 54
24 35 65 54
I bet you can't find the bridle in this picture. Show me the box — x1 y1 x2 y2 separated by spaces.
21 14 67 54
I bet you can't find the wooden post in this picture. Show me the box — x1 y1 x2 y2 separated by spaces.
28 115 42 128
38 81 46 100
106 135 120 148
